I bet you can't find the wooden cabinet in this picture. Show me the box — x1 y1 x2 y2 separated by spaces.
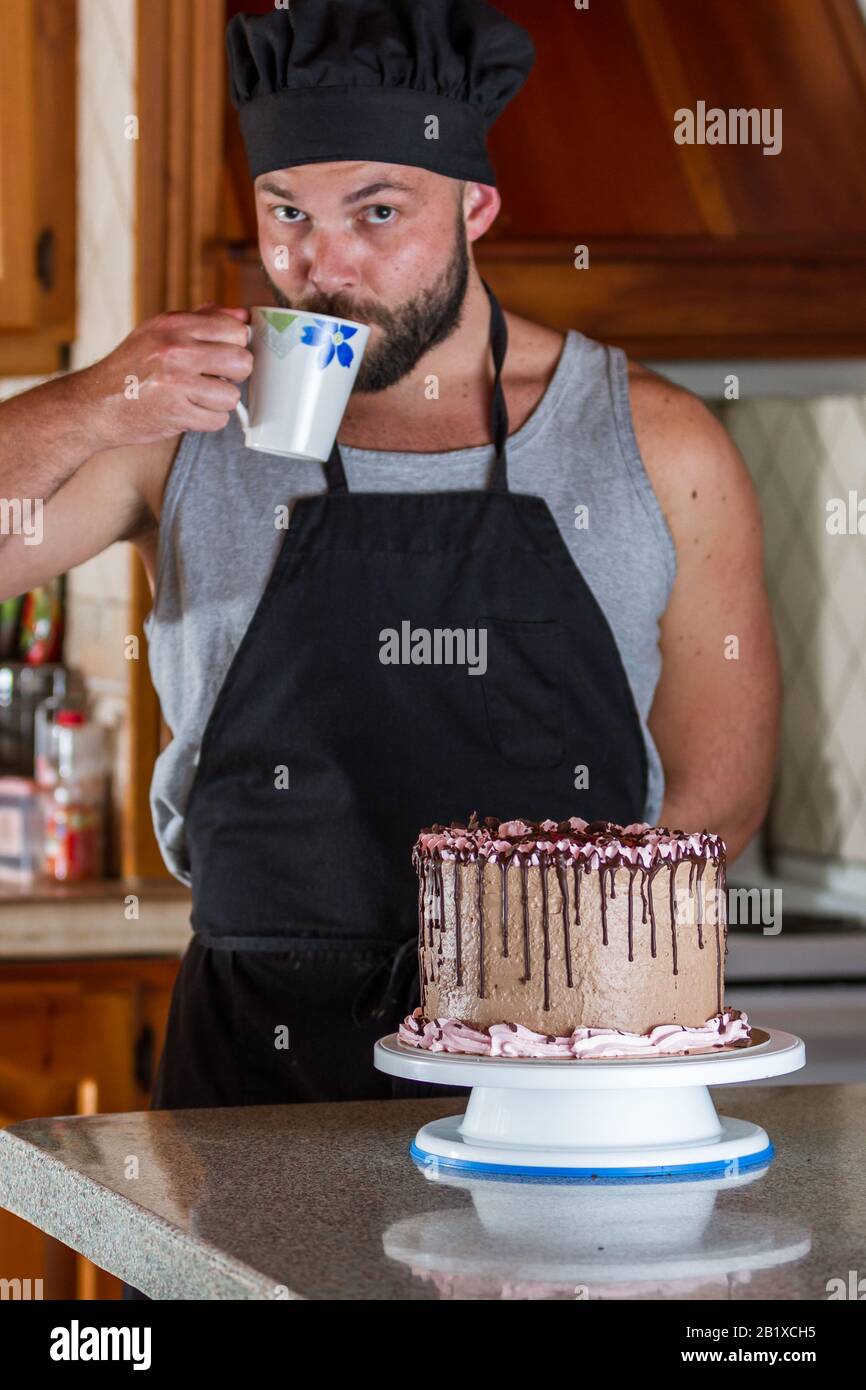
0 0 76 374
0 957 179 1299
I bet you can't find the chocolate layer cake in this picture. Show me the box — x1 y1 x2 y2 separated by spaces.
399 816 750 1058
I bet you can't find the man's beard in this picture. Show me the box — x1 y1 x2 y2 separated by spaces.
260 214 470 393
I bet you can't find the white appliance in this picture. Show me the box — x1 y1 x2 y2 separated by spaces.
726 834 866 1084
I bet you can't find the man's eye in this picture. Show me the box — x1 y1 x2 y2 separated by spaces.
363 205 397 224
273 206 305 223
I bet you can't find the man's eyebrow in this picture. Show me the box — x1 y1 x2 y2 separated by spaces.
341 180 415 204
257 178 299 200
257 178 415 204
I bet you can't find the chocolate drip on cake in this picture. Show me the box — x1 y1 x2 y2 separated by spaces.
555 856 573 987
499 860 509 958
432 860 444 945
669 860 679 976
647 863 662 958
716 856 728 1013
519 855 531 983
417 858 426 940
695 857 706 949
626 864 636 962
540 861 551 1010
476 858 486 999
453 860 463 986
418 860 432 986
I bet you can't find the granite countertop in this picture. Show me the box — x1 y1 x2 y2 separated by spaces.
1 1083 863 1300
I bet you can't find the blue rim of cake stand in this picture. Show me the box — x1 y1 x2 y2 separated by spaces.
409 1140 775 1183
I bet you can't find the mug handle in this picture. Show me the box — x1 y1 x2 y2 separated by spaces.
235 321 253 432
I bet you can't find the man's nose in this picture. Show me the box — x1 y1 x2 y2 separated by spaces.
303 231 359 296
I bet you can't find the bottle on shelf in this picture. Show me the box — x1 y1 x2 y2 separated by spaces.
40 709 107 883
33 669 86 788
0 663 84 778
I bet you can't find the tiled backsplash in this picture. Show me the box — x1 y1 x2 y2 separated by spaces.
723 396 866 875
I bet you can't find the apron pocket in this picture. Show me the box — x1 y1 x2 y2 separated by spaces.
480 617 565 768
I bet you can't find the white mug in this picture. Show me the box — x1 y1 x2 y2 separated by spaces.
235 306 370 462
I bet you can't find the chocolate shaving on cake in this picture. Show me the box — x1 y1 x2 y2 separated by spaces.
413 816 725 871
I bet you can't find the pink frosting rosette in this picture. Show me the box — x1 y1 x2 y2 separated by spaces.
399 1008 750 1060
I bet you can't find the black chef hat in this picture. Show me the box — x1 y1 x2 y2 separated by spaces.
226 0 535 186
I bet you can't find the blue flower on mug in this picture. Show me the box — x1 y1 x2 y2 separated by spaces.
300 319 358 370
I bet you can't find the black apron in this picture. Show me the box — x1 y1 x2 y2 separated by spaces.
151 282 648 1111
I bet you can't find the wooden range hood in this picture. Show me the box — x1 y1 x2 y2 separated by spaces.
478 0 866 358
210 0 866 359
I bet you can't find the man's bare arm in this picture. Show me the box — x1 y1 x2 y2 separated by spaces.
0 439 177 601
630 367 782 861
0 367 119 504
0 304 252 599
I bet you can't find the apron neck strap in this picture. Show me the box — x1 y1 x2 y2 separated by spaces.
484 278 510 493
323 279 511 496
322 437 350 494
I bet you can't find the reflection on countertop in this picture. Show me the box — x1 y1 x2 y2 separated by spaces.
385 1167 810 1300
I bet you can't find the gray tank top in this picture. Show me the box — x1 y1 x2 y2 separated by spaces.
145 329 676 884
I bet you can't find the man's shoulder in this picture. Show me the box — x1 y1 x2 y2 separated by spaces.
503 311 567 383
621 358 759 545
625 358 717 439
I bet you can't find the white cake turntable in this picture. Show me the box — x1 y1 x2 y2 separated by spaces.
374 1026 805 1180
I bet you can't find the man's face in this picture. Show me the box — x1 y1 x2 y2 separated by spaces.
255 162 470 392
